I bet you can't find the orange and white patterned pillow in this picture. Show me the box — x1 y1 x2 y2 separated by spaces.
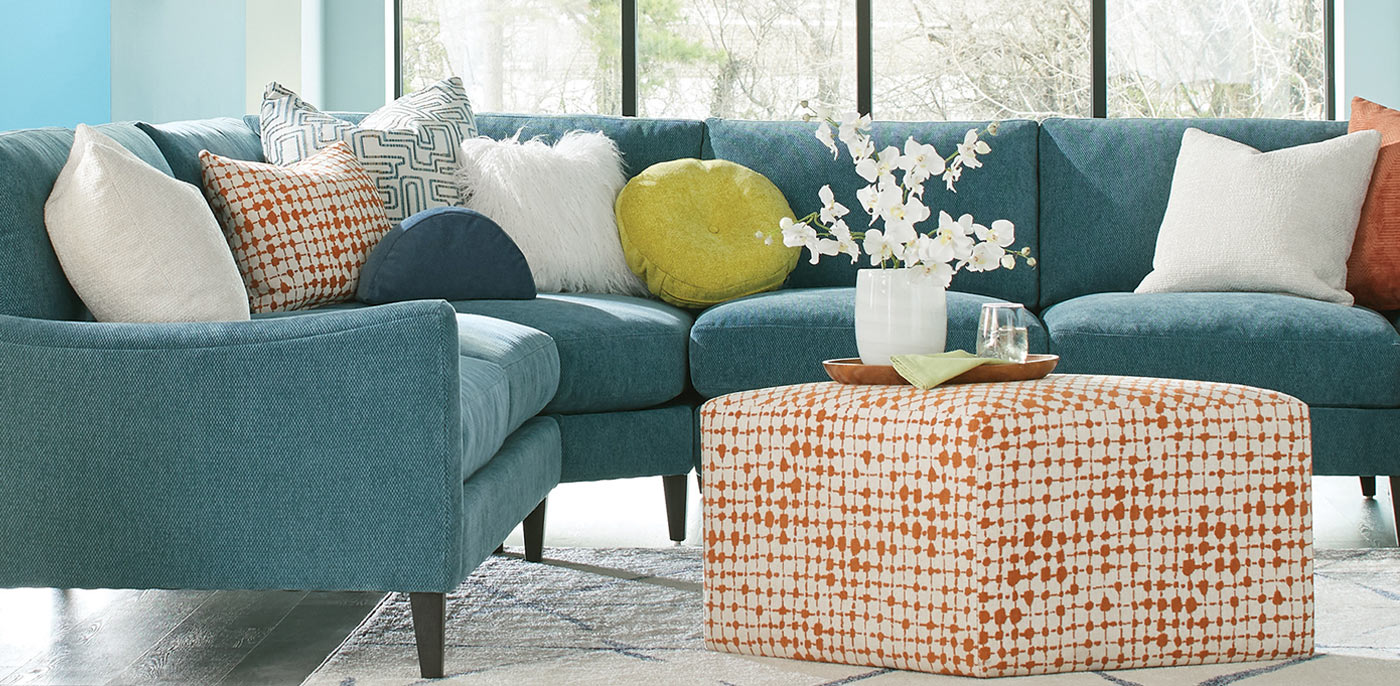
200 142 390 312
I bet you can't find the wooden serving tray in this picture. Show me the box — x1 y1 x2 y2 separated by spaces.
823 354 1059 386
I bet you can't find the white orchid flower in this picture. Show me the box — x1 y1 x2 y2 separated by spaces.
968 242 1006 271
974 219 1015 248
863 228 902 265
837 112 871 147
828 220 861 263
855 184 881 223
808 238 841 265
779 217 817 248
815 122 838 159
914 232 955 266
855 145 901 184
942 162 963 192
920 261 955 288
934 211 975 260
847 135 875 162
999 254 1016 269
956 128 991 169
898 137 946 187
818 184 850 224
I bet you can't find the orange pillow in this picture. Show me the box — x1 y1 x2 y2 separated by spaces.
200 142 390 313
1346 97 1400 310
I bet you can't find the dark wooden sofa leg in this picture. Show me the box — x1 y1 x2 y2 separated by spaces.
410 592 445 679
1362 476 1377 498
663 474 688 543
524 499 546 562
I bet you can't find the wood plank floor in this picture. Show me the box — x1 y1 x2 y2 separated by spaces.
0 475 1393 686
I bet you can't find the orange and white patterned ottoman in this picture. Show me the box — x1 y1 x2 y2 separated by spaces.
699 375 1313 678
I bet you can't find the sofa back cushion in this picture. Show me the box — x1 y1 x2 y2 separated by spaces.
244 113 705 182
138 117 264 187
474 113 705 179
703 118 1040 306
1038 117 1348 308
0 123 173 320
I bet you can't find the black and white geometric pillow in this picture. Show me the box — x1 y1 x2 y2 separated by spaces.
259 78 477 223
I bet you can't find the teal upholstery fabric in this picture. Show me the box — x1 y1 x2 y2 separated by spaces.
1043 292 1400 408
449 294 692 414
0 123 172 321
458 416 560 585
458 357 512 481
552 404 695 482
703 118 1039 305
475 113 705 178
1311 408 1400 476
1038 118 1348 308
0 301 486 592
137 117 264 187
455 313 560 433
689 287 1049 398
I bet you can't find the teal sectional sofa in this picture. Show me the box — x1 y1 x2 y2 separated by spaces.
0 111 1394 678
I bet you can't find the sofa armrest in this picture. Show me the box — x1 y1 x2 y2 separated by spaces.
0 301 466 592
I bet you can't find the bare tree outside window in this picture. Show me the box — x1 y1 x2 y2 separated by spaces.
873 1 1092 120
1108 0 1326 119
636 0 857 120
399 0 1327 121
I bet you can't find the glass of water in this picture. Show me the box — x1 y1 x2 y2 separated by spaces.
977 303 1029 363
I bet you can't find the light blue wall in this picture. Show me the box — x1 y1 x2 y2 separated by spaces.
110 0 247 123
0 0 111 130
1343 0 1400 118
320 0 387 111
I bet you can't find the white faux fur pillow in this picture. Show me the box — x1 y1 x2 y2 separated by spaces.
455 131 648 296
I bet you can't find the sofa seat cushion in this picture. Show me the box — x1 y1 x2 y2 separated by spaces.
455 314 559 432
449 294 692 414
1042 292 1400 407
689 287 1050 398
457 356 514 480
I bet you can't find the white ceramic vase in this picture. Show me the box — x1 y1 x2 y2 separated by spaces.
854 268 948 366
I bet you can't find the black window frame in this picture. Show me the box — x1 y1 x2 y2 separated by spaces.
394 0 1337 120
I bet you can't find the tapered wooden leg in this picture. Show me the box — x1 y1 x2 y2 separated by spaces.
410 592 445 679
1362 476 1377 498
523 499 546 562
664 474 688 543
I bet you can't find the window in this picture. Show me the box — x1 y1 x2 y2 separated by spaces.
397 0 1333 120
1107 0 1328 119
872 1 1092 120
401 0 622 114
636 0 857 120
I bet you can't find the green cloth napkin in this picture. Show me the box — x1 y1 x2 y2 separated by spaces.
889 350 1013 389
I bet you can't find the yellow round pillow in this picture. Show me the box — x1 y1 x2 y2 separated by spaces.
615 158 799 308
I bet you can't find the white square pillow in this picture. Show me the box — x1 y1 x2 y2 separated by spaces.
259 77 476 223
44 125 250 322
456 132 648 296
1137 127 1381 305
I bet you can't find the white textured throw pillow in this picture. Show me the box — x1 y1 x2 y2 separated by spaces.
260 78 476 223
44 125 250 322
1137 127 1381 305
456 132 648 295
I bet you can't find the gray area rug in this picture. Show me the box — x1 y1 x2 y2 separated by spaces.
302 548 1400 685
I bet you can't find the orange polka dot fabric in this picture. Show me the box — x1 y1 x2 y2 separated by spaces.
200 142 391 313
700 375 1313 678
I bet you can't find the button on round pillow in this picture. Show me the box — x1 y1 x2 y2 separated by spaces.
615 158 799 308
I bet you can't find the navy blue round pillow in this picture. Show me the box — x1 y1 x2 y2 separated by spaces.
357 207 536 304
